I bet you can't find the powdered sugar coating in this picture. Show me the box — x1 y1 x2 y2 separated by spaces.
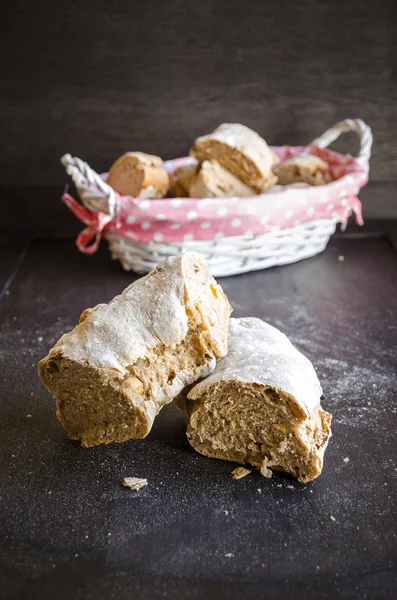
52 255 190 372
189 317 322 416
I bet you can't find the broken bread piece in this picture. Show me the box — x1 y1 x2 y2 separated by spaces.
190 123 277 193
189 159 256 198
273 153 332 186
170 163 197 197
38 253 232 447
122 477 148 490
106 151 170 198
177 317 331 483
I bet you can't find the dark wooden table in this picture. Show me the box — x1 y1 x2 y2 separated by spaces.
1 196 397 599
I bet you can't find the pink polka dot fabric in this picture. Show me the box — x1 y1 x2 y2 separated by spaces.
62 145 367 255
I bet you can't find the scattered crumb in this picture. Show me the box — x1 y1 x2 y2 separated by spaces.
310 489 313 493
286 485 294 490
277 484 282 488
225 553 232 558
330 516 336 522
38 337 43 342
26 414 32 418
261 563 265 567
257 488 262 494
343 457 349 463
260 461 273 478
122 477 148 491
232 467 251 480
5 290 9 296
224 510 229 516
338 255 344 261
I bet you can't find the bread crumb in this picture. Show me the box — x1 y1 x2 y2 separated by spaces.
260 462 273 478
232 467 251 480
5 290 9 296
225 553 232 558
38 337 43 342
343 457 349 463
338 255 344 261
261 563 265 567
224 510 229 516
257 488 262 494
26 414 32 418
330 516 336 521
122 477 148 491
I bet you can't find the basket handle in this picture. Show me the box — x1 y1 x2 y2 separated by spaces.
61 154 117 217
310 119 372 172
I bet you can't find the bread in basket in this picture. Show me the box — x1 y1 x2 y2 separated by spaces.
61 119 372 277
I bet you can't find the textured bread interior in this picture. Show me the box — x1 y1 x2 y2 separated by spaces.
107 155 144 196
191 140 276 192
39 328 213 447
184 382 331 482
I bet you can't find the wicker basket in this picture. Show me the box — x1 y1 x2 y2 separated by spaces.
61 119 372 277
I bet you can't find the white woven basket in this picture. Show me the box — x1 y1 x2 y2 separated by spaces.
61 119 372 277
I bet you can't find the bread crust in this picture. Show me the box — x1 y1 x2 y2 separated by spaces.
273 153 332 186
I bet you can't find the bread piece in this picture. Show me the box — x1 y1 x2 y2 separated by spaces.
106 152 170 198
38 253 232 447
170 164 197 197
273 153 332 186
177 317 331 483
122 477 148 490
190 123 277 192
189 160 256 198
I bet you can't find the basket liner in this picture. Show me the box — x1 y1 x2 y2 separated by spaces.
62 144 366 254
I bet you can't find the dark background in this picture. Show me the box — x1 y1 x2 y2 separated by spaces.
1 0 396 205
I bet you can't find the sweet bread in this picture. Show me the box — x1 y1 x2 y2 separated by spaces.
39 253 231 447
